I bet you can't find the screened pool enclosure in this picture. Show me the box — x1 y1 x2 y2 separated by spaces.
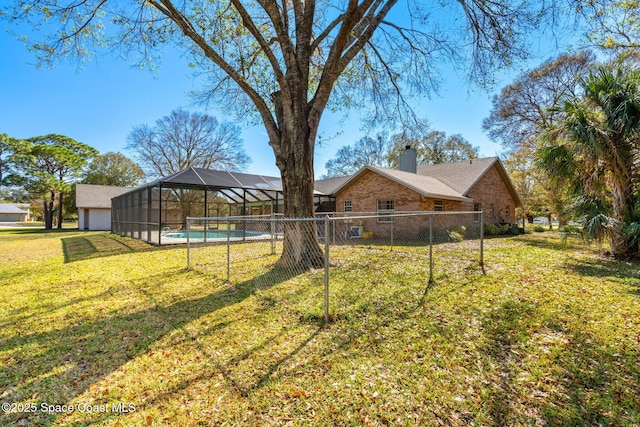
111 167 336 245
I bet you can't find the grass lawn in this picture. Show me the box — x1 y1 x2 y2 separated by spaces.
0 229 639 426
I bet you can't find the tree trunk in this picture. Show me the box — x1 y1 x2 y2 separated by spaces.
57 191 64 229
43 191 55 230
557 215 567 227
278 166 324 270
272 99 325 270
609 174 634 258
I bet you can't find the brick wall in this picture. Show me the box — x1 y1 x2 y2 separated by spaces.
336 169 421 213
335 169 471 238
333 164 520 238
465 164 518 224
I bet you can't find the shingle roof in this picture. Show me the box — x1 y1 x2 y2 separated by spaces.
416 157 499 194
332 165 472 202
76 184 135 208
314 175 351 196
0 203 29 214
417 157 522 207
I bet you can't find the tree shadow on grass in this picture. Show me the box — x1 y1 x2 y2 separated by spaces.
564 257 640 293
0 286 122 331
519 233 625 260
61 233 158 263
480 299 640 425
0 264 321 426
480 299 540 425
518 232 588 252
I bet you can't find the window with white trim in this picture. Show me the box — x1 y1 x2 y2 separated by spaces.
377 199 395 222
434 200 444 212
344 200 352 212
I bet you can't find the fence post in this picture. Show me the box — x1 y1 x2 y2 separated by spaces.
186 217 191 270
480 211 485 274
226 217 231 283
332 214 336 245
324 216 330 324
203 217 207 244
270 212 276 255
390 217 394 251
429 214 434 284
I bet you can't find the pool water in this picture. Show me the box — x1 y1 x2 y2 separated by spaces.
163 230 265 239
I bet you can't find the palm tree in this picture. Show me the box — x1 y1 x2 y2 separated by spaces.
538 61 640 258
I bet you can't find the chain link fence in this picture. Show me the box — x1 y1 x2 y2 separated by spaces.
185 212 484 322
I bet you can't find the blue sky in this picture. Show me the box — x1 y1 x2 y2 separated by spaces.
1 20 572 179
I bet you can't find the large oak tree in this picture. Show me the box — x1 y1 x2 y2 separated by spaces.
582 0 640 52
4 0 568 267
83 152 146 187
0 134 17 188
483 51 595 151
323 135 392 178
483 52 595 225
386 131 479 168
11 134 98 229
127 109 250 178
323 128 478 178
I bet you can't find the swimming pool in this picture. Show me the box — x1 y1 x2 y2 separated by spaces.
163 230 266 239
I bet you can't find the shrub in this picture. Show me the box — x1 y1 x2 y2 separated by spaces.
448 231 464 242
418 227 455 242
560 224 587 247
484 224 499 236
451 225 467 236
484 224 510 236
561 224 582 234
507 225 522 236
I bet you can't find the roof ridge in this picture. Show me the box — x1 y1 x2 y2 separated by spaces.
336 165 471 202
459 157 498 195
414 157 499 195
369 165 463 195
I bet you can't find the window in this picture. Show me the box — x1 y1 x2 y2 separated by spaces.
504 206 510 217
474 203 481 222
344 200 352 212
377 199 395 222
434 200 444 212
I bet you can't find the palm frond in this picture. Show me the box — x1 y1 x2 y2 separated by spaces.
624 221 640 246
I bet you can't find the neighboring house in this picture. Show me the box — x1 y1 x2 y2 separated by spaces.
331 148 522 237
0 203 30 222
76 184 134 230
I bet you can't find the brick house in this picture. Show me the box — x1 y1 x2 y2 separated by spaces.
329 150 521 237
